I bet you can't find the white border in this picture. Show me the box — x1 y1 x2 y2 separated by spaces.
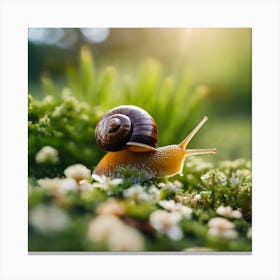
0 1 279 280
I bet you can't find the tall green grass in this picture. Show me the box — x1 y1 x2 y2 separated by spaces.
41 46 209 146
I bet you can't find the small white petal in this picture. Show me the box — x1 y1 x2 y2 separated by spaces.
35 146 59 164
92 173 104 182
231 210 242 219
61 178 78 192
223 229 238 239
110 178 123 186
208 217 235 230
88 215 144 251
30 205 69 234
159 200 175 210
166 226 183 240
64 164 91 182
247 227 252 239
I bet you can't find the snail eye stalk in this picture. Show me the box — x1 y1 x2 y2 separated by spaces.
186 148 217 156
179 116 216 156
179 116 208 149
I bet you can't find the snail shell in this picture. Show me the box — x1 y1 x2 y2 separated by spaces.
95 105 158 152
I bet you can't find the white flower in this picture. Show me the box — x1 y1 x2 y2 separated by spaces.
247 227 252 239
62 88 79 105
61 178 78 192
42 95 54 104
229 176 243 186
175 195 191 205
159 200 175 210
186 157 213 172
88 215 144 251
236 169 251 178
229 169 251 187
216 206 232 217
231 210 242 219
201 170 227 187
147 185 160 201
123 185 152 201
29 204 69 234
159 200 192 219
37 177 78 194
92 174 123 191
64 164 91 182
35 146 59 164
175 194 201 207
173 180 183 188
149 210 183 240
107 227 145 251
208 217 234 229
88 215 122 242
96 199 125 216
220 159 250 170
38 177 62 190
216 205 242 219
208 217 238 239
52 104 64 118
158 180 182 193
78 179 94 191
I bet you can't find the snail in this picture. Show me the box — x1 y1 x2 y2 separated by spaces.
94 105 216 180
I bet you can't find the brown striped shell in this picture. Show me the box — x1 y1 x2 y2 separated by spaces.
95 105 158 152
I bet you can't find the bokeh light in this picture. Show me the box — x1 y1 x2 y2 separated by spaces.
80 28 109 43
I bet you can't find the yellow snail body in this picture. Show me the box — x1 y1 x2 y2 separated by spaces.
94 105 216 180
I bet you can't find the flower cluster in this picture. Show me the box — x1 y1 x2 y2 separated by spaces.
37 177 78 195
216 205 242 219
219 159 251 172
52 89 90 118
228 169 251 187
159 200 192 219
200 169 227 187
208 217 238 239
64 164 91 183
185 157 214 173
157 180 182 193
37 163 93 195
149 210 183 240
28 157 252 252
35 145 59 164
175 194 201 207
124 185 152 202
96 199 125 216
92 174 123 192
30 204 69 234
88 215 145 251
147 184 161 201
148 200 193 240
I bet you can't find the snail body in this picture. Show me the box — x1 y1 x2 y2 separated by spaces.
94 145 186 179
94 105 216 180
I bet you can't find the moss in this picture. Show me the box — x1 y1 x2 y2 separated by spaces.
28 157 251 252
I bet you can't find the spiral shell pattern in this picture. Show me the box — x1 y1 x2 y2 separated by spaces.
95 105 158 151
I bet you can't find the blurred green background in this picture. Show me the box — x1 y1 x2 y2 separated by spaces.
28 28 251 177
